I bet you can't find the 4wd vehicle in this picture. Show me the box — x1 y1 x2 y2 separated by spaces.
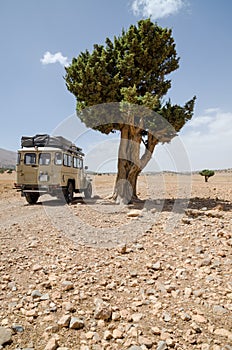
15 134 92 204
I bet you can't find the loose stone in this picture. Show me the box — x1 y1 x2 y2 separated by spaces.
0 327 12 346
57 315 71 328
69 317 84 330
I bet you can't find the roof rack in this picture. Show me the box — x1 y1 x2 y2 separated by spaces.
21 134 84 156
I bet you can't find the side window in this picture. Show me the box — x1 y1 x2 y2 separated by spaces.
67 155 72 167
55 152 62 165
17 153 21 165
63 154 72 167
24 153 36 165
73 157 82 168
63 154 68 166
73 157 80 168
39 153 51 165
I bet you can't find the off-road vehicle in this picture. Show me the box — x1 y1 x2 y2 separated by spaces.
15 134 92 204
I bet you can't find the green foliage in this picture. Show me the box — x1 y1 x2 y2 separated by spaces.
0 167 15 174
65 19 196 140
199 169 215 177
199 169 215 182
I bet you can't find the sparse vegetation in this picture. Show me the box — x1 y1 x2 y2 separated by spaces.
199 169 215 182
0 167 15 174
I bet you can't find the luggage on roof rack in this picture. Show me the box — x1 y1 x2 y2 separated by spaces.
21 134 49 147
21 134 84 155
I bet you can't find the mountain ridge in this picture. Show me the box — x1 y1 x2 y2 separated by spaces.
0 148 16 168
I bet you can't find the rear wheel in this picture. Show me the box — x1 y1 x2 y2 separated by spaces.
25 192 39 205
64 181 74 203
84 182 92 199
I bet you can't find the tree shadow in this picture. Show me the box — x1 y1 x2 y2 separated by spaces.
128 197 232 213
28 194 232 214
187 197 232 211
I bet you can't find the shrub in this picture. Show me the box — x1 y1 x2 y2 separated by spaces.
199 169 215 182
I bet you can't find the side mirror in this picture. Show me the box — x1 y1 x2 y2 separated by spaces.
85 166 88 170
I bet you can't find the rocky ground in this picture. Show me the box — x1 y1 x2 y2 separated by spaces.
0 172 231 350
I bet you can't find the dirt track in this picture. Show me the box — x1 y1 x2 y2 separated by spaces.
0 172 231 349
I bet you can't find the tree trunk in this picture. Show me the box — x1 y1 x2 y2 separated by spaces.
205 176 208 182
113 163 141 204
112 125 158 204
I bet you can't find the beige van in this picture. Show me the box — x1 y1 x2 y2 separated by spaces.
15 135 92 204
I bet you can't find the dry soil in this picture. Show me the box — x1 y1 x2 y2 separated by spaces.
0 171 231 350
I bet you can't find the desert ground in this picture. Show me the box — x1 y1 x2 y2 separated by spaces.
0 171 231 350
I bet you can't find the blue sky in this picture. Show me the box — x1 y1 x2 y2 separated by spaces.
0 0 232 171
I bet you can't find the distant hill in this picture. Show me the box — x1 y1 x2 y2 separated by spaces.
0 148 16 168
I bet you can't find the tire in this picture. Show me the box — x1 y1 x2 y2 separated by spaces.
84 182 92 199
25 192 39 205
65 181 74 203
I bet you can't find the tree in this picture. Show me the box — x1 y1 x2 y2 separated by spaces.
199 169 215 182
65 19 196 204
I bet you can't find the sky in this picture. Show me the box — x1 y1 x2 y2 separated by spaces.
0 0 232 172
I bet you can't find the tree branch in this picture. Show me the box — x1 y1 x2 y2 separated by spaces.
140 132 158 170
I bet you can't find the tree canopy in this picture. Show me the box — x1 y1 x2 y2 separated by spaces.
199 169 215 182
65 19 195 135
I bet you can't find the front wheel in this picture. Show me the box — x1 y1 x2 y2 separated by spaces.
25 192 39 205
84 182 92 199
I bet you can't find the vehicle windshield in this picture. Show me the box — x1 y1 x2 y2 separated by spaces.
39 153 51 165
24 153 36 165
54 152 62 165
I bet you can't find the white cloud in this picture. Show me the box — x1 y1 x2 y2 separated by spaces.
204 107 220 114
131 0 186 20
40 51 69 66
180 109 232 170
187 115 212 128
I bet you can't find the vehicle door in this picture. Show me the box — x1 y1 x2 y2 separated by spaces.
38 152 52 185
21 151 38 184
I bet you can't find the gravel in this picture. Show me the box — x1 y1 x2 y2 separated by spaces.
0 173 232 349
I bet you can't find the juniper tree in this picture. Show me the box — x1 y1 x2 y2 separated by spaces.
199 169 215 182
65 19 196 204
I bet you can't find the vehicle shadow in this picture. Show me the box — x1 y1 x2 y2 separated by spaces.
32 195 99 207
